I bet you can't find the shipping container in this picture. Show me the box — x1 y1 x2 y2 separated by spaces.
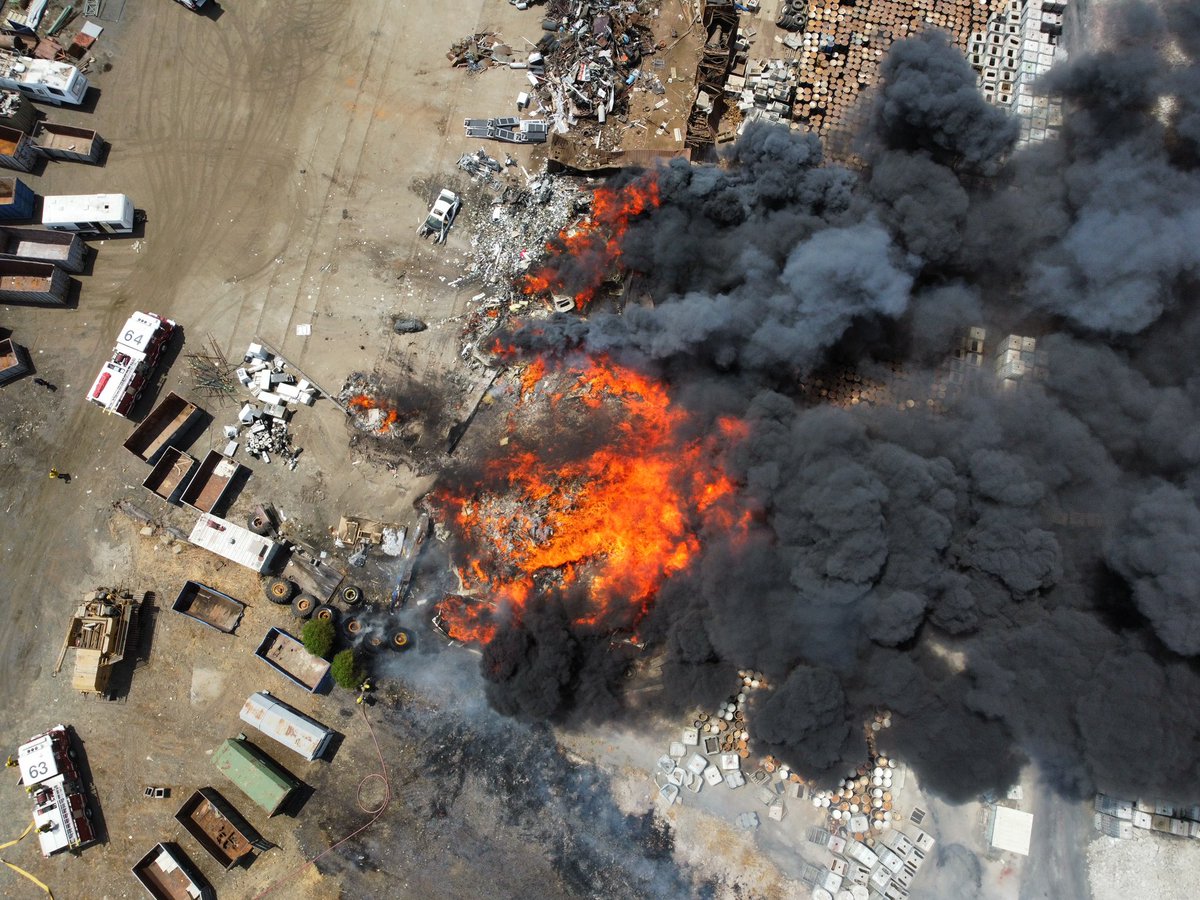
239 691 334 762
0 258 69 305
0 225 86 272
123 392 204 464
0 175 35 220
213 735 299 816
131 842 214 900
0 122 35 171
31 120 104 163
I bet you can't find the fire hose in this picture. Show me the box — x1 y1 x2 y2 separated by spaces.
0 820 54 898
252 701 392 899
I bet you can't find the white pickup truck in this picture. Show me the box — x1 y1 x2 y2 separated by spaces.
418 189 462 244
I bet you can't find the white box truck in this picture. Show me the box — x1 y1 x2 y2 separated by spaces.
42 193 135 235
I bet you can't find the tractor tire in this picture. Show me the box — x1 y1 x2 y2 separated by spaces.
362 634 385 654
247 512 271 535
391 630 410 651
340 585 363 606
265 578 295 604
313 605 338 624
342 617 363 640
291 594 316 618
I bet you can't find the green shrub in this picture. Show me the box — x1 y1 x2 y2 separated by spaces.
331 648 362 690
301 617 335 659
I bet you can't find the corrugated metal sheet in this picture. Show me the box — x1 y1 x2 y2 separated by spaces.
212 737 297 816
239 691 332 762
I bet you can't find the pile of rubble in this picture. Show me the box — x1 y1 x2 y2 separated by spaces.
457 148 512 191
447 32 511 72
653 670 798 824
340 373 403 437
726 58 799 131
227 343 312 469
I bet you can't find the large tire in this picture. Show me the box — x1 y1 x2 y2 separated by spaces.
362 634 385 654
391 630 410 651
265 578 295 604
247 512 271 535
340 585 363 606
341 616 363 641
313 605 338 624
291 594 316 618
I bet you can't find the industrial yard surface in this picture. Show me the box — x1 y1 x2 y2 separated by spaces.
2 1 1200 899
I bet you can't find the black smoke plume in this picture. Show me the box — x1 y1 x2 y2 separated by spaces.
453 2 1200 804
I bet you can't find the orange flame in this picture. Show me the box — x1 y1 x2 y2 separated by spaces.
433 356 747 643
519 175 660 310
348 393 400 432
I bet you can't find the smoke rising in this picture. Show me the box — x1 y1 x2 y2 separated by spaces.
446 1 1200 804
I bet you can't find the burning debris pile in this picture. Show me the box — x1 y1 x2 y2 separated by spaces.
431 354 745 652
341 374 402 436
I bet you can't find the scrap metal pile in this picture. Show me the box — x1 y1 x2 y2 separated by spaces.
229 343 313 469
447 32 514 72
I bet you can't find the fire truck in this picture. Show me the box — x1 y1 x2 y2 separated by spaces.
86 311 177 417
15 724 98 856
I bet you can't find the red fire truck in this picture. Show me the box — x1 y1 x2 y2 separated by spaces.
16 724 98 856
86 311 177 417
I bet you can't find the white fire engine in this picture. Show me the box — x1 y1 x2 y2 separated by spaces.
16 724 98 856
86 311 177 417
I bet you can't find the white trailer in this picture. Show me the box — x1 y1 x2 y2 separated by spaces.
0 51 88 106
42 193 135 235
189 513 283 574
239 691 334 762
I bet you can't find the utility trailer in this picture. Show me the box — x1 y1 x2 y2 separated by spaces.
175 787 268 870
180 450 242 513
0 335 30 384
16 724 98 856
0 258 69 305
0 175 34 219
254 627 330 693
123 391 203 464
131 842 214 900
0 122 35 171
171 581 246 633
142 447 195 504
30 120 104 163
190 513 283 574
0 225 87 272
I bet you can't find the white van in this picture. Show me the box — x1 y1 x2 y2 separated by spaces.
41 194 135 235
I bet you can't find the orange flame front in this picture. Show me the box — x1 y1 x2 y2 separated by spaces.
519 175 660 310
349 394 399 432
433 356 748 643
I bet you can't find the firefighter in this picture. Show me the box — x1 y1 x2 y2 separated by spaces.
356 679 373 706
